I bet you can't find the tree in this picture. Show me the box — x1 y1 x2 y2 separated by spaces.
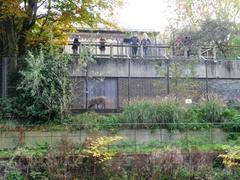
176 19 237 58
168 0 240 29
0 0 123 61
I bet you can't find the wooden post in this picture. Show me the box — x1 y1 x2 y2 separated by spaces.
110 43 113 59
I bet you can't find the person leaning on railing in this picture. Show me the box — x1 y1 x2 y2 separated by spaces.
130 33 140 57
72 37 80 54
99 37 106 54
141 33 151 56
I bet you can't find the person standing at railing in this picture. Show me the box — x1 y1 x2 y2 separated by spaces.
175 35 184 56
141 33 151 56
72 37 80 54
130 33 140 57
99 37 106 54
183 36 192 57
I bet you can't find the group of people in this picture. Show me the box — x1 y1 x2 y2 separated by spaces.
175 35 192 57
130 32 151 56
71 32 152 57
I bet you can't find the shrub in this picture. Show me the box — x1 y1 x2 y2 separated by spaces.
17 46 71 123
197 98 225 123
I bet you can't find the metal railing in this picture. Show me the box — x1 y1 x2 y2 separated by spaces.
65 42 240 60
67 42 171 59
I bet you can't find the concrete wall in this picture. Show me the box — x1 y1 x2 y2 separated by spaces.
70 58 240 78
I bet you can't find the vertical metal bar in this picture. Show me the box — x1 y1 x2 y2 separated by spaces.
2 57 8 98
117 78 119 110
127 58 131 106
166 59 170 95
205 60 209 100
85 64 89 110
134 128 137 152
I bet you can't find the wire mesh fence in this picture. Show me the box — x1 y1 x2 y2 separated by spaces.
0 123 239 151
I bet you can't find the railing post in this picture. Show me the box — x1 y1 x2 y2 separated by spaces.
140 45 143 58
110 43 113 58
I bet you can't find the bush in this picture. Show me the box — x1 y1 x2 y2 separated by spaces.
197 98 225 123
17 46 71 123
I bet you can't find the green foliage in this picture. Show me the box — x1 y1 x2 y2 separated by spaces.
0 0 123 58
195 98 224 123
119 100 183 129
17 46 71 123
6 167 24 180
68 112 120 131
0 98 24 118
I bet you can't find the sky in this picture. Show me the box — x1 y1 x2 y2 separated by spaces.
116 0 172 31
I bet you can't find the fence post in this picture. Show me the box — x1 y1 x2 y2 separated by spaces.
134 128 137 152
166 59 170 95
2 57 8 98
127 57 131 106
205 60 209 100
85 64 89 110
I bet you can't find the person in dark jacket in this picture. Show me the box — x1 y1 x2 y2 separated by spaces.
141 33 151 56
130 33 139 57
99 37 106 54
72 37 80 54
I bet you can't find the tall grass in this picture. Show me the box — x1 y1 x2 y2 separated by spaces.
119 98 183 129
